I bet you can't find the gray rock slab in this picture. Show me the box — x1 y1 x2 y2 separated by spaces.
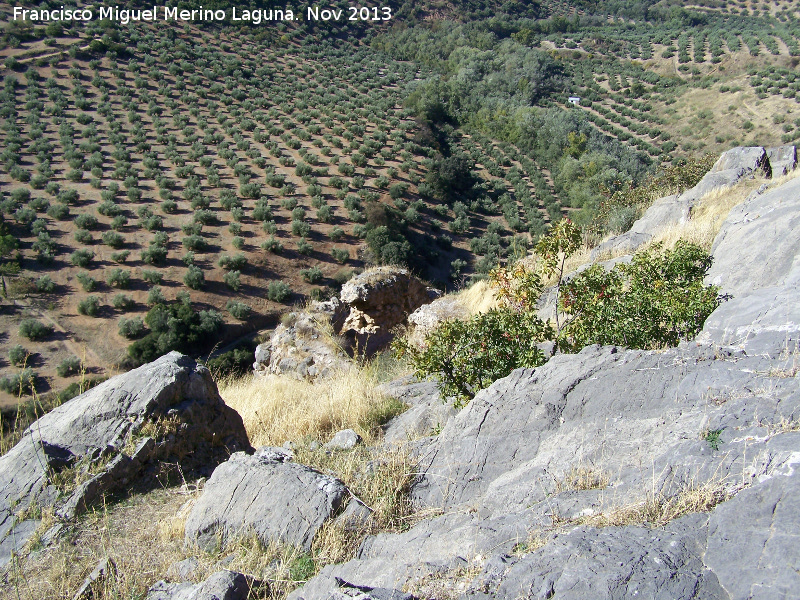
710 146 771 177
705 448 800 600
0 352 250 567
325 429 362 450
147 570 254 600
465 515 727 600
708 174 800 296
184 449 346 551
592 146 771 260
767 145 797 177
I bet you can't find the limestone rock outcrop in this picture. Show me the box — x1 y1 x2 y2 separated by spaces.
184 447 347 552
590 145 788 259
0 352 250 568
254 267 439 379
288 160 800 600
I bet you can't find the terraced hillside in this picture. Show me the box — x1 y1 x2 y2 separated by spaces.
1 0 798 405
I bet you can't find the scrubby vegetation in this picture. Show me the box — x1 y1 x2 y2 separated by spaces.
397 220 725 405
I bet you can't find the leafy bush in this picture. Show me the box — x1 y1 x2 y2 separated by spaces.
147 286 166 306
223 270 241 291
226 300 252 320
262 236 283 254
218 253 247 270
102 231 125 248
36 275 55 293
76 272 97 292
77 296 100 316
301 266 323 283
183 265 205 290
398 220 724 406
127 302 223 365
395 308 551 407
558 241 723 351
118 317 146 339
56 356 82 378
141 246 168 265
331 248 349 264
267 281 291 303
70 249 94 268
112 294 135 310
111 251 130 263
9 345 29 367
141 269 163 285
0 369 37 396
19 319 53 341
107 268 131 289
202 346 255 379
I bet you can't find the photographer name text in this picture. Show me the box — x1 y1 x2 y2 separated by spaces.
12 5 392 25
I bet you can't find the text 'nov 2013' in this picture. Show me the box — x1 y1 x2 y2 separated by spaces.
11 5 393 25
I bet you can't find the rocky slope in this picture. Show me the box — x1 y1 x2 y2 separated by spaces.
285 148 800 599
2 147 798 599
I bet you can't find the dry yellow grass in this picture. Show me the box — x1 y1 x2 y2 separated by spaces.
572 479 731 529
454 279 499 315
219 360 407 448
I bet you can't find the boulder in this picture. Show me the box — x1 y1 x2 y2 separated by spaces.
254 269 439 379
147 570 256 600
184 447 347 552
324 429 362 451
406 295 471 348
767 145 797 177
253 306 353 381
379 377 456 444
339 267 441 352
0 352 250 568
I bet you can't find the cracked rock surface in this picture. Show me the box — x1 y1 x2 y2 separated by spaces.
184 447 348 551
288 152 800 600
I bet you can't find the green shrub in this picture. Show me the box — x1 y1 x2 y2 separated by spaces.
47 203 70 220
226 300 252 320
331 248 349 264
102 231 125 248
141 269 163 285
558 241 723 351
77 296 100 316
19 319 53 341
267 281 291 303
0 369 37 396
118 317 145 339
111 251 130 263
112 293 135 310
218 253 247 270
223 270 241 291
297 238 313 255
141 246 167 265
147 286 166 306
182 235 206 252
261 236 283 254
56 356 82 377
76 272 97 292
183 265 205 290
9 345 30 367
36 275 55 293
127 302 223 366
70 249 94 268
106 268 131 289
74 229 93 245
74 213 98 230
301 266 323 284
397 220 724 407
